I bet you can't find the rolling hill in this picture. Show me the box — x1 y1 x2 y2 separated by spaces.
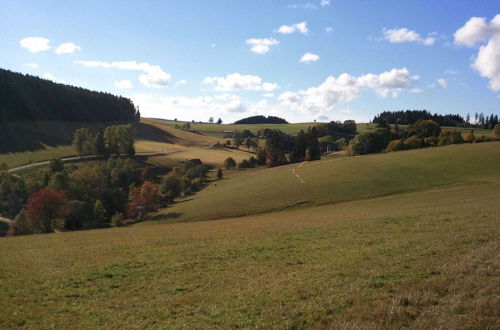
0 141 498 328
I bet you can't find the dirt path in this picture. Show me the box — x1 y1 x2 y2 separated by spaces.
292 161 307 184
7 150 182 173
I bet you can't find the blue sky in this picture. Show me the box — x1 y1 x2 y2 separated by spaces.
1 0 499 123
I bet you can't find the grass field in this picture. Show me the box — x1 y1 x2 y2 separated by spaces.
151 142 500 222
148 146 253 168
0 168 498 328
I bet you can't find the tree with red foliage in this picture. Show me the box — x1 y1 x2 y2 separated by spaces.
25 189 68 233
127 181 161 220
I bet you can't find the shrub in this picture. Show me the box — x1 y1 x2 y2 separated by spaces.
463 131 475 143
111 212 124 227
450 131 464 144
238 159 249 169
493 124 500 138
224 157 236 169
216 168 223 180
403 135 422 149
384 140 404 153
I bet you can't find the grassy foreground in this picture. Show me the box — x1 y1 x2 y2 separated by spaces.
0 175 498 328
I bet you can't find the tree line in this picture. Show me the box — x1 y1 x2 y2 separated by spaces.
72 124 136 156
0 155 215 236
234 115 288 124
349 120 500 156
0 68 139 122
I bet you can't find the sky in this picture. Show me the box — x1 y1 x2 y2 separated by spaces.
1 0 499 123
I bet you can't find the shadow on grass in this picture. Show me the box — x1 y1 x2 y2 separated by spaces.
0 121 179 154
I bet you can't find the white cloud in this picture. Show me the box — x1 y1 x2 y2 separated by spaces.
114 80 133 89
175 79 188 87
202 73 278 92
437 78 448 88
246 38 279 54
278 68 419 116
383 28 435 46
24 63 39 69
263 93 275 98
288 2 317 10
20 37 51 53
55 42 81 54
277 21 309 35
300 52 320 63
320 0 330 7
325 26 333 34
74 60 171 88
454 15 500 91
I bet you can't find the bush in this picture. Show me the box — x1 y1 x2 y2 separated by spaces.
256 149 267 165
238 159 249 169
25 189 68 233
403 135 422 149
224 157 236 169
384 139 404 152
493 124 500 138
463 131 475 143
216 168 223 180
111 212 124 227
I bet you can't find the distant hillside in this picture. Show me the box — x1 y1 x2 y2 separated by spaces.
0 68 137 122
234 115 288 124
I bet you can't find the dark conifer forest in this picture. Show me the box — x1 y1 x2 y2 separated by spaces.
0 68 137 122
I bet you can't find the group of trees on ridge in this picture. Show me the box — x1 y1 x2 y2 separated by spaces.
350 119 500 155
234 115 288 125
0 68 139 122
373 110 499 129
72 124 136 156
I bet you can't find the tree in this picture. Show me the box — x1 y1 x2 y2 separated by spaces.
25 189 68 233
209 117 214 123
217 118 222 124
104 124 136 155
217 168 223 180
160 172 183 202
256 149 267 165
224 157 236 169
128 181 161 219
0 172 28 219
413 119 441 138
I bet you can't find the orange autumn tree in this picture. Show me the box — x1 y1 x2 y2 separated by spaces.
127 181 161 220
25 189 68 233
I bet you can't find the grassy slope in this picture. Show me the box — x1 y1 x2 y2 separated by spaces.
152 142 500 222
0 120 218 168
0 174 498 328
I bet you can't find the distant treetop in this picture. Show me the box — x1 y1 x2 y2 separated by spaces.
372 110 464 127
234 115 288 124
0 68 137 123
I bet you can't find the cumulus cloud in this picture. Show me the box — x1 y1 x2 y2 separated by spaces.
454 15 500 91
437 78 448 88
203 73 278 92
278 68 419 116
24 63 39 69
74 60 171 88
55 42 81 54
114 80 133 89
325 27 333 34
246 38 279 54
20 37 51 53
300 52 320 63
320 0 330 7
383 28 435 46
277 21 309 35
